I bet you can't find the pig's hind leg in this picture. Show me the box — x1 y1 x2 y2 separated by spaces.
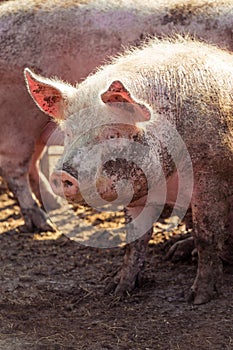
1 155 55 232
220 195 233 265
189 171 231 304
29 121 63 210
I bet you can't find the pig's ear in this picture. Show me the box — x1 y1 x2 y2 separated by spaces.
101 80 151 121
24 68 76 120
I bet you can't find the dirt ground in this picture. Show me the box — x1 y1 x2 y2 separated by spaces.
0 179 233 350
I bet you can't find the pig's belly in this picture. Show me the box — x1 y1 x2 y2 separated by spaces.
165 171 192 209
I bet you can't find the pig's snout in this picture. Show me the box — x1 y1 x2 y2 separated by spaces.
50 171 79 198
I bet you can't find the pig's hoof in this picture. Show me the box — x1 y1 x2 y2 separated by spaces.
36 218 56 232
188 257 223 305
187 289 214 305
188 277 221 305
165 236 195 262
25 218 56 233
22 207 57 232
105 270 142 296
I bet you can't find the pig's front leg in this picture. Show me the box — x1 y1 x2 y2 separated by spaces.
105 205 154 296
189 171 231 305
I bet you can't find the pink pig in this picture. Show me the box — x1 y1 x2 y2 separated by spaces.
25 37 233 304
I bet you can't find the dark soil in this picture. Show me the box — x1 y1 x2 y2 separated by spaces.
0 179 233 350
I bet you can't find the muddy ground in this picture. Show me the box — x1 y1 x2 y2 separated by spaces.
0 178 233 350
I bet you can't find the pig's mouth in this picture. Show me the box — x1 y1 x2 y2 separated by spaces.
101 159 149 204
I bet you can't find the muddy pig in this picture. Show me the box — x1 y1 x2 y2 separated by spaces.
1 0 233 231
25 36 233 304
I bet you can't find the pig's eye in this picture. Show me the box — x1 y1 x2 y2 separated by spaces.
108 132 120 139
102 128 121 139
64 128 73 147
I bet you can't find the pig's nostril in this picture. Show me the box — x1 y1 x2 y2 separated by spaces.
50 172 78 197
63 179 74 187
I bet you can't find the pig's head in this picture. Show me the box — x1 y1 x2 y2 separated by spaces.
24 69 156 209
